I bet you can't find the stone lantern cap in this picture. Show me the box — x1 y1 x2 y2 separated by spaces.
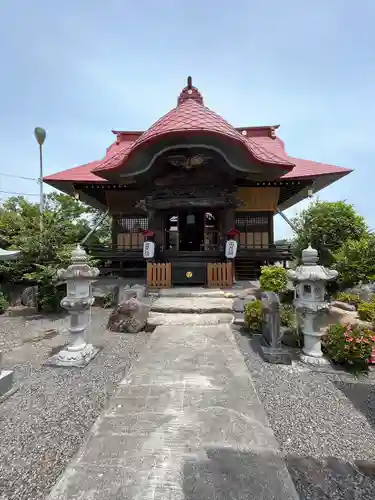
71 244 88 265
57 245 99 281
287 244 338 282
301 245 319 265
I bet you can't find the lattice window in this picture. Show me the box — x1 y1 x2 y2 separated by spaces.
235 213 269 230
116 216 148 232
235 212 270 248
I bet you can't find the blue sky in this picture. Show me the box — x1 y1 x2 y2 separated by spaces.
0 0 374 238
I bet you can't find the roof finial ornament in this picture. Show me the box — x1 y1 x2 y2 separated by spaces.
177 76 204 106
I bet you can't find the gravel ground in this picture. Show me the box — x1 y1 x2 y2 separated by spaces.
234 328 375 499
0 306 150 500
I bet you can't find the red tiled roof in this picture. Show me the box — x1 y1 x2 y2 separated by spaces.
43 152 351 184
43 161 107 183
282 157 352 179
92 82 294 173
43 79 352 185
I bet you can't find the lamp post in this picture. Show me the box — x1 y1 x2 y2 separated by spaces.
34 127 46 232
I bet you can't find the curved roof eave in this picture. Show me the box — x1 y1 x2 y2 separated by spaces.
92 130 294 178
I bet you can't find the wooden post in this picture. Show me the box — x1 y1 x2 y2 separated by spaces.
111 215 118 249
269 212 274 246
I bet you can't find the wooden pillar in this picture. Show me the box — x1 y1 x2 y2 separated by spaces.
153 211 164 251
223 208 235 232
111 215 118 248
269 212 275 245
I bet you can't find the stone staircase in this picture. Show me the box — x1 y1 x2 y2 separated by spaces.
147 287 235 327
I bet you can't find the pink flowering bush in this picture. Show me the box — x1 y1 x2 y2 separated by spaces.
323 324 375 371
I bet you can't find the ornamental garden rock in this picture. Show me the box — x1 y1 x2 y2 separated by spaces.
107 295 150 333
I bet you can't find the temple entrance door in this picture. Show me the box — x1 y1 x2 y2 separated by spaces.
164 209 219 252
179 209 205 251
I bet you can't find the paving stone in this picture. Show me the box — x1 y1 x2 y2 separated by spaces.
147 312 233 326
355 460 375 478
47 324 299 499
157 287 227 298
233 298 244 312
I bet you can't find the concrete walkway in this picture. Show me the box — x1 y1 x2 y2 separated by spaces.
47 323 298 499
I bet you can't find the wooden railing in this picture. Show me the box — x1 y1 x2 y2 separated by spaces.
207 262 233 288
147 262 172 288
237 242 293 251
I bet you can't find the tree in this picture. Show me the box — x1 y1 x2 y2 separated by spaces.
0 193 110 284
292 200 368 264
333 234 375 288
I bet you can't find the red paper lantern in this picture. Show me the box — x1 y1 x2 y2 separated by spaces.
227 228 240 238
143 229 154 237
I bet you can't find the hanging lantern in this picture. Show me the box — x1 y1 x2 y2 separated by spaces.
227 228 240 238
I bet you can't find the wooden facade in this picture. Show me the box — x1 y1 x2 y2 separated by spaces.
84 180 294 284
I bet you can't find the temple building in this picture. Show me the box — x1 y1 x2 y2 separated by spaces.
44 77 351 285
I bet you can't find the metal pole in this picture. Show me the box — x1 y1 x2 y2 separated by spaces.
34 127 46 236
275 207 299 233
80 209 109 245
39 143 44 232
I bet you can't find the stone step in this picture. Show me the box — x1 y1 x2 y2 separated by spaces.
151 296 234 314
147 312 233 327
157 287 228 298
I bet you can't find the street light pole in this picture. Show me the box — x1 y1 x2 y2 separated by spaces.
34 127 46 233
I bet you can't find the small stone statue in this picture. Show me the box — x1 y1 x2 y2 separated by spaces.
259 291 291 364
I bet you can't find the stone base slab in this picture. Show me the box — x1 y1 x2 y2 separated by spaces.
44 344 101 368
300 353 330 366
0 370 18 403
260 339 292 365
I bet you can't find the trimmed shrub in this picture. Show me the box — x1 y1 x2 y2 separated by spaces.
357 301 375 322
280 303 297 330
0 291 9 314
244 300 263 334
259 265 288 295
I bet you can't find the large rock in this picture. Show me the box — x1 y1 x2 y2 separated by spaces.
345 283 375 302
118 284 147 304
107 297 150 333
316 305 373 332
20 286 38 307
331 300 356 312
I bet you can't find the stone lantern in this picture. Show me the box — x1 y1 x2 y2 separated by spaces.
0 248 21 402
287 245 338 365
46 245 100 367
